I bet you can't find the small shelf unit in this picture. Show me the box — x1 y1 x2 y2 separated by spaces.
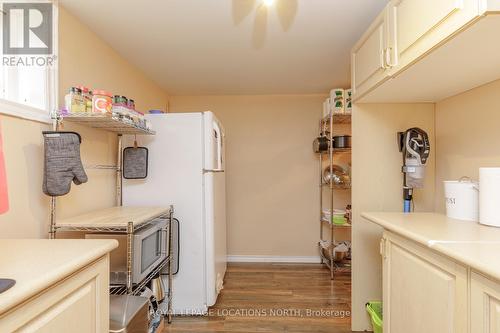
317 112 352 279
53 206 175 323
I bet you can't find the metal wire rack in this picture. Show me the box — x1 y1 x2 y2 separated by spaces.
317 111 352 279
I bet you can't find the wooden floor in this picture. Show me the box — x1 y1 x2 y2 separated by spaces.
163 263 351 333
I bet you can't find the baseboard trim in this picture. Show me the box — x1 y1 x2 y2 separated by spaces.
227 255 322 263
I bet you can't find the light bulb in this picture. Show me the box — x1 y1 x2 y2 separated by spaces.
262 0 274 7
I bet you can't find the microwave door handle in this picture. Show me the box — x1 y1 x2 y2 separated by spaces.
156 230 162 257
161 227 168 257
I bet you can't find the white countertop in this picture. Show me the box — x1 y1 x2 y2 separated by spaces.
362 212 500 281
56 206 171 229
0 239 118 316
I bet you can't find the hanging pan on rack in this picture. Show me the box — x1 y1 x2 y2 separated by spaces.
313 133 329 153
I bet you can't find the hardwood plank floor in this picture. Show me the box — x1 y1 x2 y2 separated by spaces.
163 263 352 333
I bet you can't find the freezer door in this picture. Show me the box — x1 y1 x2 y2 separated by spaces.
203 112 225 172
204 170 227 306
202 112 227 306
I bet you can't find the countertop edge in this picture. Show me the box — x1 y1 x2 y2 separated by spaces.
430 243 500 283
361 212 500 282
0 239 118 316
360 212 432 246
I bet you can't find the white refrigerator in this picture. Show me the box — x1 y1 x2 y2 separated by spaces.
122 112 227 313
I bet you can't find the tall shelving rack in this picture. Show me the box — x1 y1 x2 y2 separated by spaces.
47 112 175 323
317 113 352 279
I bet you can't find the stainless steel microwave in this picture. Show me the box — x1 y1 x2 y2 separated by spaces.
86 218 168 285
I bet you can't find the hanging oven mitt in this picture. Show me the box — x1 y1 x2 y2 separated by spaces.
42 131 88 196
0 121 9 214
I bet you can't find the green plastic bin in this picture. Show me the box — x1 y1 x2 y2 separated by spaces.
366 301 383 333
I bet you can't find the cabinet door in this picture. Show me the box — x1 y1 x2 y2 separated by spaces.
0 256 109 332
388 0 479 71
471 271 500 333
382 232 468 333
351 8 391 100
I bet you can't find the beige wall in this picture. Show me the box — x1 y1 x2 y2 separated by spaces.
169 94 336 257
435 79 500 212
351 103 435 331
0 5 168 238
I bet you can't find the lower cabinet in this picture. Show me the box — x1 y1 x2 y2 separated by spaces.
471 271 500 333
381 232 468 333
0 255 110 333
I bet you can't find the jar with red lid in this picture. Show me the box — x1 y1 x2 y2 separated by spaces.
92 90 113 114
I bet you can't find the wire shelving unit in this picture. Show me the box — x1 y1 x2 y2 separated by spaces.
317 113 352 279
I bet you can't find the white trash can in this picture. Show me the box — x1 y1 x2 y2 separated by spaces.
479 167 500 227
444 177 479 222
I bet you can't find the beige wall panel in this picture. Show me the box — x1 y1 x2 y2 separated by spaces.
435 79 500 212
351 102 435 331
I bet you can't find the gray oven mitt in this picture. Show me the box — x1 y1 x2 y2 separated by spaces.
42 131 88 196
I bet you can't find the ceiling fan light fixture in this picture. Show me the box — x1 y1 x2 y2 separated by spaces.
262 0 274 7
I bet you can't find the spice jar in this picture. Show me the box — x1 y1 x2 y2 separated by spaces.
113 95 128 106
65 87 85 113
127 99 135 110
92 90 113 114
77 86 92 113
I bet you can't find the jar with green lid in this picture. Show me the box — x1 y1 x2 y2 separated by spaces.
113 95 128 106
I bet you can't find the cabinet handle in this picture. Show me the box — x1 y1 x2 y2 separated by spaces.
379 238 385 257
385 47 396 68
381 49 389 70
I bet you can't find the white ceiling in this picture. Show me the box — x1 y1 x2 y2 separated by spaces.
60 0 387 95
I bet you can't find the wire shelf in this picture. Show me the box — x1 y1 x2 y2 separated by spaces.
60 113 156 135
319 147 352 154
55 213 171 233
109 255 170 296
321 219 352 228
321 114 352 124
320 182 351 189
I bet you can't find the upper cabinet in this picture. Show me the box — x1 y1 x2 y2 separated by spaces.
352 0 500 103
389 0 479 71
351 8 393 98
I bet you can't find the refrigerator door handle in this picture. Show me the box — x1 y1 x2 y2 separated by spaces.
203 169 225 173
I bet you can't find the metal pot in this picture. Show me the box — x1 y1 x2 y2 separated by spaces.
313 135 329 153
333 135 351 149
